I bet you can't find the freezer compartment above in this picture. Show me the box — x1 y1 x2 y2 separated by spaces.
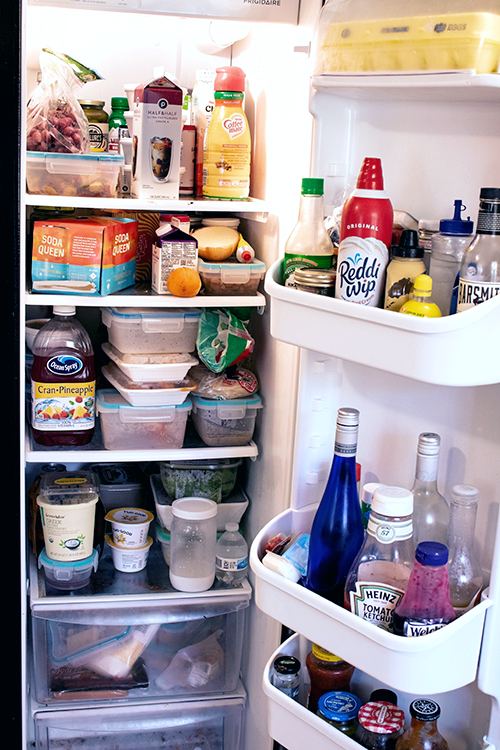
33 687 246 750
250 503 493 695
265 259 500 387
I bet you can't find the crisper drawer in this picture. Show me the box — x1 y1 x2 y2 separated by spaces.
34 692 246 750
31 590 249 705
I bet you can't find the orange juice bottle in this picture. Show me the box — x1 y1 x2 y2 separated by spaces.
202 66 251 200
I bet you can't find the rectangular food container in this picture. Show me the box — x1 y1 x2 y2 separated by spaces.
34 692 246 750
159 457 242 502
26 151 123 198
198 259 266 296
102 362 194 407
101 307 201 354
97 389 192 450
191 395 262 447
90 463 144 512
102 342 198 383
31 587 250 704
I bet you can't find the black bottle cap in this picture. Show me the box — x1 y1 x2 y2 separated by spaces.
410 698 441 721
273 655 301 675
390 229 424 259
480 188 500 200
369 688 398 705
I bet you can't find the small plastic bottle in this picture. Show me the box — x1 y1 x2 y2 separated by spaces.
215 522 248 586
399 274 442 318
108 96 130 154
429 200 473 316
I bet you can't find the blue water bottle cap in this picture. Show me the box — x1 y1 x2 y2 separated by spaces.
439 200 474 235
415 541 449 567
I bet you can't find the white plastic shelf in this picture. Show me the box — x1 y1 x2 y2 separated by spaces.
250 503 493 695
265 260 500 387
312 72 500 103
25 290 266 309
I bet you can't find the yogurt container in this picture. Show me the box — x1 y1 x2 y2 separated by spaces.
37 471 99 562
106 534 153 572
105 507 154 548
38 548 98 590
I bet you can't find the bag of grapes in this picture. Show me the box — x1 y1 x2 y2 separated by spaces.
26 49 101 153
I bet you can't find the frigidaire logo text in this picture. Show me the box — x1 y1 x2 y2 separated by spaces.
47 355 83 376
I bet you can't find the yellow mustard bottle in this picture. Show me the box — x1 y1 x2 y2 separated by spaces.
400 274 442 318
203 66 251 200
384 229 426 311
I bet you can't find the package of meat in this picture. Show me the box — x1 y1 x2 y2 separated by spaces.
26 49 101 154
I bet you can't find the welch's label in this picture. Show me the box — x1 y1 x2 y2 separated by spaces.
335 237 388 306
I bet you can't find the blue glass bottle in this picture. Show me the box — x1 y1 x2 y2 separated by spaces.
305 407 364 605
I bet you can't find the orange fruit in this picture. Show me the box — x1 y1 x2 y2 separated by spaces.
167 267 202 298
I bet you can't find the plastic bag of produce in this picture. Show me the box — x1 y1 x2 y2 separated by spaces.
196 309 254 374
190 364 258 399
26 49 101 153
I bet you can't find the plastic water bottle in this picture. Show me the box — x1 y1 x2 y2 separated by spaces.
215 522 248 586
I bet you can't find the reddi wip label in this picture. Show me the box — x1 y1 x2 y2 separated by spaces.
350 582 404 630
457 278 500 310
336 237 388 306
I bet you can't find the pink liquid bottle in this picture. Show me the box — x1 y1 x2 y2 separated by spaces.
392 542 455 637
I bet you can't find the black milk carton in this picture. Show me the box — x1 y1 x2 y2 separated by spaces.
131 76 183 200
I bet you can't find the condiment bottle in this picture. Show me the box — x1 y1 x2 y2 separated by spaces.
356 701 405 749
399 274 442 318
411 433 449 546
270 655 301 701
305 644 355 713
336 157 393 307
344 486 414 631
384 230 426 311
395 699 449 749
457 187 500 311
305 408 364 605
429 199 473 316
282 177 334 287
108 96 130 154
316 691 362 737
392 542 455 637
447 485 483 615
203 66 251 199
361 482 382 529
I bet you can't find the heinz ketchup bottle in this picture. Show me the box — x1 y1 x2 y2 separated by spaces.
31 306 96 446
335 157 393 307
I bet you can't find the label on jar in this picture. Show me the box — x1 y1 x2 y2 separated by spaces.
349 582 405 631
32 380 95 432
457 278 500 311
283 254 333 287
88 123 109 152
216 555 248 572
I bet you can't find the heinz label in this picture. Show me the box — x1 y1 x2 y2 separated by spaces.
349 581 404 630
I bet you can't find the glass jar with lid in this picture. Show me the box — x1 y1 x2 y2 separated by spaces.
355 701 405 749
270 655 301 700
306 644 354 713
316 691 362 737
169 497 217 593
294 267 336 296
78 100 109 153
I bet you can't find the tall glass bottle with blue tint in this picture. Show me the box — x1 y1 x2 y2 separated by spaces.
305 407 364 605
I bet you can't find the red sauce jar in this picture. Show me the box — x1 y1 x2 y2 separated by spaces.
306 644 355 713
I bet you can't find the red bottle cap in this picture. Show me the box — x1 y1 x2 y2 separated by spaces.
358 702 405 734
356 157 385 190
215 66 246 93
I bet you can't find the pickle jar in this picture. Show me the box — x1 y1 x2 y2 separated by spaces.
79 100 109 153
317 691 362 737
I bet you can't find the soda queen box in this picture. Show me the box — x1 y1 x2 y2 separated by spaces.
31 217 138 296
131 76 183 200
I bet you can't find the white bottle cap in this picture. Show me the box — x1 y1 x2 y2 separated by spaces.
361 482 382 505
417 432 441 456
262 551 301 583
451 484 479 506
372 485 413 517
53 306 76 316
171 497 217 520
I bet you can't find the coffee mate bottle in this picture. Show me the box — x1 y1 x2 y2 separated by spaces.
457 187 500 311
336 157 393 306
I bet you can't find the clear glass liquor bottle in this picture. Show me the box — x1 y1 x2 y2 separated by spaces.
447 484 483 615
411 433 449 546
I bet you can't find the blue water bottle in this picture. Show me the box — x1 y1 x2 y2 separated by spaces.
305 407 364 605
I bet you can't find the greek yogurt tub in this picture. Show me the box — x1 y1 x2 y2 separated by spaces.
105 507 154 548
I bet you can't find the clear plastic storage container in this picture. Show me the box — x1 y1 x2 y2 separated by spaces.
315 0 500 75
91 463 144 511
191 395 262 447
31 590 250 704
97 389 192 450
102 362 194 407
102 342 198 383
159 458 242 502
34 692 246 750
26 151 123 197
102 308 201 354
198 259 266 296
38 548 99 591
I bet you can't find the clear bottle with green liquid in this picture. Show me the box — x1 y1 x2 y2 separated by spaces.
283 177 334 287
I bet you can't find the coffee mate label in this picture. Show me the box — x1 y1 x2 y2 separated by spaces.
336 237 388 306
457 278 500 311
349 582 404 630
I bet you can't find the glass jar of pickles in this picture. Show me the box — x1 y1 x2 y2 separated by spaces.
317 691 362 737
79 100 109 152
